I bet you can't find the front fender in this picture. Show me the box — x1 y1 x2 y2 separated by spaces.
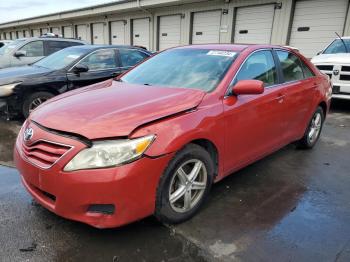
130 101 225 174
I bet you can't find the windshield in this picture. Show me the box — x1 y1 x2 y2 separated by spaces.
0 39 25 55
121 49 237 92
34 47 88 70
323 39 350 54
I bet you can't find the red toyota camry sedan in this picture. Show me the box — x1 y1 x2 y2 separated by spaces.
14 44 331 228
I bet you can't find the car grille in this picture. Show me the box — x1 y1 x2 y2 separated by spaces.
316 65 334 71
22 140 72 169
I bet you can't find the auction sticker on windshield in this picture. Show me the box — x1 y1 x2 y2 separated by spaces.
207 50 237 57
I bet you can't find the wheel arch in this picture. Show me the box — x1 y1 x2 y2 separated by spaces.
188 139 219 178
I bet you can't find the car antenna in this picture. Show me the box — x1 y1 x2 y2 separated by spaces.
335 32 349 53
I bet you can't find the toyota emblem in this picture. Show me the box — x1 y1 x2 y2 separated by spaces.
24 127 34 142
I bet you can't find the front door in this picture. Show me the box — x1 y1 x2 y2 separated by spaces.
223 50 288 173
67 48 121 89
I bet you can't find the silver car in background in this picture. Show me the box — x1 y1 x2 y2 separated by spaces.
0 37 86 69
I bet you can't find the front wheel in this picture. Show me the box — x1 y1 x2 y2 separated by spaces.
155 144 214 224
22 91 54 118
296 106 324 149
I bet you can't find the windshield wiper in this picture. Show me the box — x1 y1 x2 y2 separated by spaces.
335 32 349 53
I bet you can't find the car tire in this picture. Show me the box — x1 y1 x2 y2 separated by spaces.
296 106 324 149
22 91 55 118
155 143 214 224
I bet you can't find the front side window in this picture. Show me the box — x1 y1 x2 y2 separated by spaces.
276 50 304 82
119 49 149 67
78 49 117 70
121 49 237 92
236 50 277 87
19 41 44 57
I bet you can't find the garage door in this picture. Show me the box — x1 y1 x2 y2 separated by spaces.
32 29 40 37
76 25 88 42
63 26 73 38
92 23 105 44
41 28 49 35
289 0 348 58
24 30 30 37
110 21 126 45
159 15 181 50
192 10 221 44
17 31 24 38
132 18 150 50
51 27 60 35
234 4 275 44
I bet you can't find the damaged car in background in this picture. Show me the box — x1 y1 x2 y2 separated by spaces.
0 45 151 118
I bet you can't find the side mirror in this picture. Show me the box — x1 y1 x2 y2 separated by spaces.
73 64 89 74
232 80 264 95
14 50 26 58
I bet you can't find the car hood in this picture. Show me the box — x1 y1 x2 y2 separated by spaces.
311 53 350 64
30 80 206 139
0 65 51 85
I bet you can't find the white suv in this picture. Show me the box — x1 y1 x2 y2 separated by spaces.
311 37 350 100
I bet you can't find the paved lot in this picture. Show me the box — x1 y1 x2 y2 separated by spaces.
0 100 350 262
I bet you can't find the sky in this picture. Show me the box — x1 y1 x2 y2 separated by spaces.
0 0 115 23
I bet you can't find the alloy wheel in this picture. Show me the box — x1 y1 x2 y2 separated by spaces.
29 97 49 113
169 159 207 213
308 112 322 144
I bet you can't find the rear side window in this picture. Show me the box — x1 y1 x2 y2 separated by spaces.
19 41 44 57
276 51 304 82
45 41 83 56
236 50 277 87
119 49 149 67
301 61 315 78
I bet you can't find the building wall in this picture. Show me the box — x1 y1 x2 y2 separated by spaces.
0 0 349 57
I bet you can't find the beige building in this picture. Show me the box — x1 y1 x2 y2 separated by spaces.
0 0 349 57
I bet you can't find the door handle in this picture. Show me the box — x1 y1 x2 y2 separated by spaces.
276 94 285 103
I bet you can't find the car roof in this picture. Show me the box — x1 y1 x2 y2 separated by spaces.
68 44 152 52
173 44 290 52
15 37 85 43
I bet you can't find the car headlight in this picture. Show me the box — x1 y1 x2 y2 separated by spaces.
64 135 155 171
0 82 21 97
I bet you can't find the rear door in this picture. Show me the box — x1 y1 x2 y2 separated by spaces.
67 48 120 88
274 49 317 140
11 40 44 66
224 50 288 172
